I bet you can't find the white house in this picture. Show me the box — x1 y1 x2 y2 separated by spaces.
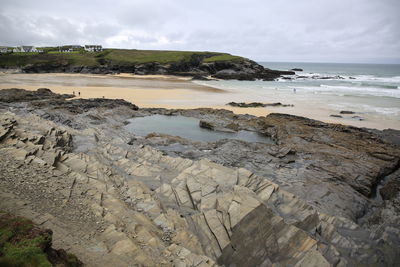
58 46 72 53
13 46 38 53
58 45 83 52
84 45 102 52
0 46 10 53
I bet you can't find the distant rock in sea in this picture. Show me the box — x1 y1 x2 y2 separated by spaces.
227 102 294 108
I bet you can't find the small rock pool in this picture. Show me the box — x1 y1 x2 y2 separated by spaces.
124 115 273 144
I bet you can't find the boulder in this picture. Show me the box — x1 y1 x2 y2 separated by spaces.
199 120 215 130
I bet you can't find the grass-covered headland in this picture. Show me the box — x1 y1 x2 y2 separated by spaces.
0 47 294 80
0 48 243 68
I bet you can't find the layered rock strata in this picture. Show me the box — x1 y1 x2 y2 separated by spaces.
0 89 399 266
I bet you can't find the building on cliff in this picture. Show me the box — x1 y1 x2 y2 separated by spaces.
84 45 102 52
0 46 11 53
58 45 83 53
12 46 39 53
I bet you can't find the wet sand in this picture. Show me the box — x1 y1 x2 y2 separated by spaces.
0 73 398 130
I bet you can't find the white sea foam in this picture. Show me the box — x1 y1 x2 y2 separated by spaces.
288 73 400 85
350 75 400 83
316 84 400 98
327 103 400 116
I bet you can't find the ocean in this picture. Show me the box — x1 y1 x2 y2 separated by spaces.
194 62 400 130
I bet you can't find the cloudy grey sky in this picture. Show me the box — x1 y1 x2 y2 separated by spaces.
0 0 399 63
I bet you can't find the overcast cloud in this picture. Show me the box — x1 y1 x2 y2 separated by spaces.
0 0 399 63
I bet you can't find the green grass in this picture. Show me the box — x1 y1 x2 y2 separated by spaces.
48 51 80 54
0 48 246 68
203 54 244 62
0 212 82 267
0 52 100 67
1 236 52 267
0 213 51 267
11 52 40 55
104 49 208 64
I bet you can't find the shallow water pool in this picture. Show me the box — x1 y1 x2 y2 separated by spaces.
124 115 273 144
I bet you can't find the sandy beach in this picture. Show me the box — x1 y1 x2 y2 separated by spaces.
0 73 398 130
0 73 274 116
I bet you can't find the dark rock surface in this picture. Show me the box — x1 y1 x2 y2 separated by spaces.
340 110 356 114
371 128 400 147
291 68 303 71
380 169 400 200
0 88 74 102
31 97 139 114
227 102 294 108
199 120 215 130
0 88 138 113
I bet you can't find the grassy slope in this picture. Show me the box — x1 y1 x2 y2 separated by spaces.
0 53 99 67
0 49 245 68
0 212 81 267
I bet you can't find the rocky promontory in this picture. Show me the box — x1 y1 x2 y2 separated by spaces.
0 88 399 266
0 49 294 81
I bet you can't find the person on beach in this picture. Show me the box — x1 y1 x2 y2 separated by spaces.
293 88 297 94
78 92 81 96
73 91 75 95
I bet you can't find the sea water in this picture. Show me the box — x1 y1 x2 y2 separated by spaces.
193 62 400 129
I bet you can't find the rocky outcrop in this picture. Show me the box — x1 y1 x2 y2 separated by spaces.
0 88 74 102
0 89 399 266
340 110 356 114
0 116 348 266
227 102 294 108
208 60 294 81
199 120 215 130
0 88 138 112
31 97 139 113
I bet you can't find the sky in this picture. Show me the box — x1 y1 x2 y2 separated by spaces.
0 0 399 63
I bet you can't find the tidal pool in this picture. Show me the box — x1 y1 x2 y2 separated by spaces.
124 115 273 144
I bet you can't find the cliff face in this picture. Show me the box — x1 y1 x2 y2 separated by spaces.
1 89 399 266
1 50 294 80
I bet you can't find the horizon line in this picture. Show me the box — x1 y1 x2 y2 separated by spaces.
256 60 400 65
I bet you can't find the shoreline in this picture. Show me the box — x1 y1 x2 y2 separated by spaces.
0 73 398 130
